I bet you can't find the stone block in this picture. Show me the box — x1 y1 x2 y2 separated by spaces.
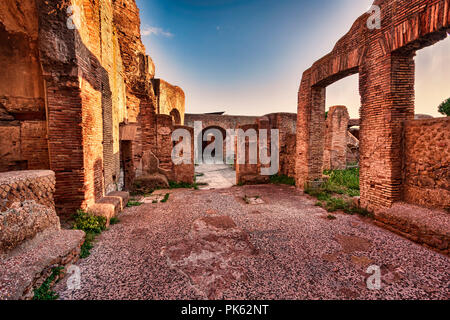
133 173 169 194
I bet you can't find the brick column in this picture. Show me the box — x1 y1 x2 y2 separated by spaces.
296 71 326 189
359 51 415 211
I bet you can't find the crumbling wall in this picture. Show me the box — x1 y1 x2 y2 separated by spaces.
403 117 450 210
235 119 271 185
0 170 57 253
265 113 297 178
112 0 161 188
112 0 155 122
153 79 185 125
346 131 360 165
185 113 258 130
0 0 190 214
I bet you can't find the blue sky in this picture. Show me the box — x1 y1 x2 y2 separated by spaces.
137 0 449 118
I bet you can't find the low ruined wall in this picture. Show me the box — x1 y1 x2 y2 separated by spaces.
173 125 195 184
236 120 271 185
280 133 296 177
185 114 258 130
0 170 59 254
265 113 297 178
402 117 450 210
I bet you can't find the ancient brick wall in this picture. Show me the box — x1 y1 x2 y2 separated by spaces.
62 0 128 208
112 0 156 122
402 117 450 210
100 0 128 195
153 79 186 125
185 114 259 130
0 0 49 173
323 106 350 170
0 0 186 214
296 0 450 211
113 0 161 188
36 0 86 214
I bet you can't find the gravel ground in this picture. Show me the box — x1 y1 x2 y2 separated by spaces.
55 185 450 300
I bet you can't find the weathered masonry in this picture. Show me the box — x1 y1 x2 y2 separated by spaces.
0 0 189 216
296 0 450 211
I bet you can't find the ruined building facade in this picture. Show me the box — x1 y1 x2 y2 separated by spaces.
296 0 450 211
0 0 188 215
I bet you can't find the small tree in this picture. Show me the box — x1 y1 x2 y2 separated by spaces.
438 98 450 116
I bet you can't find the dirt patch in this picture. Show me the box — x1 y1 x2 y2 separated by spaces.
200 216 237 230
322 252 340 263
351 255 374 267
161 215 257 299
335 235 372 253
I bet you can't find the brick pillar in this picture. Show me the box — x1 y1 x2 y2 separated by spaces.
173 125 194 184
236 124 259 185
359 51 415 211
296 71 326 189
156 114 174 174
37 0 86 215
323 106 350 170
257 117 272 176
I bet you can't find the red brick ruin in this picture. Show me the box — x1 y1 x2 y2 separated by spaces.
1 0 448 216
0 0 449 300
0 0 448 222
296 0 450 211
0 0 188 216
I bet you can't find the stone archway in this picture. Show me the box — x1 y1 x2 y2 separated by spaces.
195 125 236 189
200 125 227 162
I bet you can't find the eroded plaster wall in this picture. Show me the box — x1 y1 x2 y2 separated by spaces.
0 0 49 172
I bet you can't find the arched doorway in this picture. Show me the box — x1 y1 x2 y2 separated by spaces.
195 125 236 189
170 108 181 125
201 126 227 162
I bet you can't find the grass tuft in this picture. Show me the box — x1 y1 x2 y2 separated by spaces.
323 168 360 197
127 200 143 208
109 217 120 225
72 210 107 259
33 267 64 300
161 193 170 203
73 210 106 234
306 168 373 218
270 175 296 186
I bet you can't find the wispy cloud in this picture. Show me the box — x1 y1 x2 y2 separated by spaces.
142 26 174 38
